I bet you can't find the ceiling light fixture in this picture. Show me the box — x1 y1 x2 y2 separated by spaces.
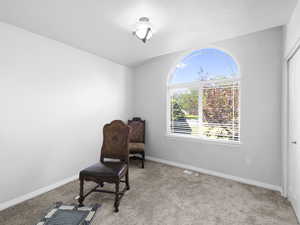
133 17 153 43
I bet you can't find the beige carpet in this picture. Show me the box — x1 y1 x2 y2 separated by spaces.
0 161 298 225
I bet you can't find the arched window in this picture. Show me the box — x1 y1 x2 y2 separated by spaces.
167 48 240 142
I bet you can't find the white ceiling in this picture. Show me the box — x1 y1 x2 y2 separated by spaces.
0 0 297 67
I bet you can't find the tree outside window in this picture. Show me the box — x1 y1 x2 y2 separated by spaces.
168 48 240 142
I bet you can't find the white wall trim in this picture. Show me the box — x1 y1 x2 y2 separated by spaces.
0 175 78 211
0 156 284 212
289 194 300 223
146 156 282 193
282 37 300 198
282 50 289 198
286 38 300 60
283 37 300 223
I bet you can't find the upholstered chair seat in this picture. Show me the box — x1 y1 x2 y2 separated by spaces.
80 162 127 181
128 143 145 152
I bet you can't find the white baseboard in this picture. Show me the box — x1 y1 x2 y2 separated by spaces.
146 156 282 193
0 175 78 211
0 158 283 211
289 195 300 223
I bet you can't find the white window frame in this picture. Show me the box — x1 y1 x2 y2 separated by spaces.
166 58 241 145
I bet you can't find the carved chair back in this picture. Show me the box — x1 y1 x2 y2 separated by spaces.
128 117 145 144
100 120 130 163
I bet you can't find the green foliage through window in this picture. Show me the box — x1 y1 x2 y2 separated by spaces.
168 48 240 142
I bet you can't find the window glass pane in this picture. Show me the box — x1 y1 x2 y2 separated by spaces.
168 48 240 142
170 88 200 136
170 48 239 85
202 81 240 141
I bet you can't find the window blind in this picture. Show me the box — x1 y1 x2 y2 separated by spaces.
169 81 240 141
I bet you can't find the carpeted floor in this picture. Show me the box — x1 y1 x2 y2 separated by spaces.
0 161 298 225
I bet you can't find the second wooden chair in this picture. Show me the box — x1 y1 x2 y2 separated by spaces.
128 117 145 168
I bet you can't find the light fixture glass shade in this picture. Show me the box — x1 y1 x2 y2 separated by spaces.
133 17 153 43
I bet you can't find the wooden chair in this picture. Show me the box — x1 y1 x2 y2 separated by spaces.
78 120 130 212
128 117 145 168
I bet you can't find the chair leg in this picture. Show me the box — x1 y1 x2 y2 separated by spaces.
141 152 145 168
125 170 130 190
114 182 120 212
78 178 84 207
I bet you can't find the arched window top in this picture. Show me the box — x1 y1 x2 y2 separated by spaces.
167 48 240 142
169 48 239 85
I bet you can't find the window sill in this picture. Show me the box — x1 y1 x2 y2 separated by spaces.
165 133 242 146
